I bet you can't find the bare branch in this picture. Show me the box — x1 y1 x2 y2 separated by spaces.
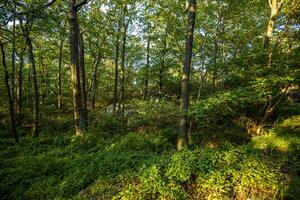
277 0 285 12
268 0 272 8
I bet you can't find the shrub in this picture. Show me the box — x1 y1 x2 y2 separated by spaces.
128 99 179 128
115 145 282 199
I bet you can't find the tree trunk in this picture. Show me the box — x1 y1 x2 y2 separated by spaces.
159 35 167 97
11 10 16 104
1 41 19 143
91 55 100 110
212 11 222 94
67 0 84 135
178 0 197 151
120 7 128 116
79 33 88 130
113 20 121 116
17 50 24 114
264 0 284 68
58 39 64 110
143 36 150 100
26 62 31 105
22 26 39 138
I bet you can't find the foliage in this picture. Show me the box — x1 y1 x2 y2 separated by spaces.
190 73 298 132
126 99 179 128
190 86 266 129
115 144 282 200
1 114 300 199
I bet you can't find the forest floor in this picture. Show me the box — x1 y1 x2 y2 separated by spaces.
0 104 300 199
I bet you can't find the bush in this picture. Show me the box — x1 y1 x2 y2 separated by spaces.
115 144 282 199
190 86 268 129
127 99 179 128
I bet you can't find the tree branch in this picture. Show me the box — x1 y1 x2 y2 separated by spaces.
268 0 273 9
74 0 88 10
10 0 57 18
277 0 285 12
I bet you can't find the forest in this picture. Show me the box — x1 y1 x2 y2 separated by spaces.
0 0 300 199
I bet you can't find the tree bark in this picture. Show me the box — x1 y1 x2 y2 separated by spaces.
79 33 87 129
159 35 167 97
58 39 64 110
17 49 24 114
264 0 284 49
178 0 197 151
1 41 19 143
264 0 284 68
113 20 121 116
67 0 84 135
91 55 100 110
143 36 150 100
22 25 39 138
11 8 16 104
26 61 31 105
120 6 128 116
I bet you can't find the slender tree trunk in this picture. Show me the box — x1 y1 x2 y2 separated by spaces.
68 0 84 135
11 10 16 104
22 26 39 138
79 33 87 129
45 66 49 99
1 42 19 143
188 69 208 144
120 7 128 116
26 63 31 105
143 36 150 100
159 36 167 97
58 39 64 110
178 0 197 151
264 0 284 68
91 55 100 110
17 50 24 114
212 12 221 94
113 20 121 116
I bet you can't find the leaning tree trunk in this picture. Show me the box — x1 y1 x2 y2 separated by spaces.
68 0 84 135
23 26 39 138
178 0 197 151
1 41 19 143
79 33 88 130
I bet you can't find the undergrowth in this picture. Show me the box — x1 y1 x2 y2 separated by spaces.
0 112 299 199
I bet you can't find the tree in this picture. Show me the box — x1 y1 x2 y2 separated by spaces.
178 0 197 151
264 0 285 49
67 0 87 135
264 0 285 68
79 33 88 128
21 21 40 137
0 40 19 143
120 5 129 115
57 38 64 110
143 34 150 99
113 19 121 116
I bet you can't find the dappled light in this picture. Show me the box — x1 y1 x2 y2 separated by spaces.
1 0 300 199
